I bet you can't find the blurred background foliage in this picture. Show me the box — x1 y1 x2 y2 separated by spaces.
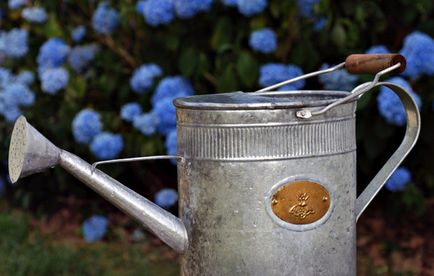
0 1 433 273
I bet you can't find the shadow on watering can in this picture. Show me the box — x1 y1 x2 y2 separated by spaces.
7 54 421 275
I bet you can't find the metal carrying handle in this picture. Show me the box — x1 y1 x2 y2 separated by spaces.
91 155 184 173
255 54 407 119
355 82 421 220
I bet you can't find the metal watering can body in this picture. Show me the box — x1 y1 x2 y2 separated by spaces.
7 54 421 276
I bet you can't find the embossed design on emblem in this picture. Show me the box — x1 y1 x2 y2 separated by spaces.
289 193 315 219
270 180 331 225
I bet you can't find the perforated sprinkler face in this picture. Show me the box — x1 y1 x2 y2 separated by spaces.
8 116 27 183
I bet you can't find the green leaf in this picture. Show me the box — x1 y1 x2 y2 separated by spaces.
211 17 232 51
178 48 198 77
331 23 346 49
42 15 64 38
236 51 259 88
217 65 238 92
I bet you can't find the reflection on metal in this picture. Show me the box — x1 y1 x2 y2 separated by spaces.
271 181 331 225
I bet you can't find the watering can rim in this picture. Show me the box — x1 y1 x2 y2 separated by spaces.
174 90 354 110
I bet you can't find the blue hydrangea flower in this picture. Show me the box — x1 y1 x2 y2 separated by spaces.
155 188 178 209
151 76 194 106
130 64 163 94
37 38 70 70
313 17 326 31
82 215 108 242
173 0 213 19
90 132 124 160
14 70 34 85
259 63 305 90
0 28 28 58
22 7 47 23
318 63 358 91
0 104 21 122
121 102 142 122
8 0 26 10
71 26 86 42
366 45 389 54
0 68 13 86
3 83 34 106
68 45 98 72
133 112 159 136
72 109 103 144
400 31 434 78
377 77 422 126
153 97 177 135
92 2 119 35
385 167 411 192
297 0 320 18
136 0 146 13
237 0 267 16
143 0 175 27
165 128 177 155
249 28 277 54
40 68 69 95
222 0 237 7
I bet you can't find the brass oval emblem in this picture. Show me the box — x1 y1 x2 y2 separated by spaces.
271 181 330 225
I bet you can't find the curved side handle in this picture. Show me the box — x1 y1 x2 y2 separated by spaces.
355 82 421 221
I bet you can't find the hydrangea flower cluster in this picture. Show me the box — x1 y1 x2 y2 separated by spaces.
92 2 119 35
8 0 26 10
68 44 99 72
318 63 358 91
121 102 143 122
259 63 305 90
120 102 159 136
72 109 124 159
173 0 213 19
385 167 412 192
0 68 35 122
0 28 28 59
40 68 69 95
136 0 214 26
151 76 194 135
37 38 70 94
130 63 163 94
90 132 124 159
297 0 321 18
155 188 178 209
82 215 109 242
377 77 421 126
237 0 268 17
133 112 159 136
72 109 103 144
71 26 86 42
22 7 48 23
141 0 175 26
400 31 434 78
366 45 389 54
249 28 277 54
37 38 70 70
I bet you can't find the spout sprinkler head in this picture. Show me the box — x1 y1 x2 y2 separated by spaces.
8 116 61 183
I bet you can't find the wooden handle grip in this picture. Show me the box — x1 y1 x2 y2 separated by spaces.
345 54 406 74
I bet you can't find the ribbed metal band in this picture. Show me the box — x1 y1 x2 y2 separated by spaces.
178 117 356 161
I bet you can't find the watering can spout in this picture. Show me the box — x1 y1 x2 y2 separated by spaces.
8 116 189 253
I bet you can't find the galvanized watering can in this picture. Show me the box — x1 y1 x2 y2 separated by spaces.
8 54 420 275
